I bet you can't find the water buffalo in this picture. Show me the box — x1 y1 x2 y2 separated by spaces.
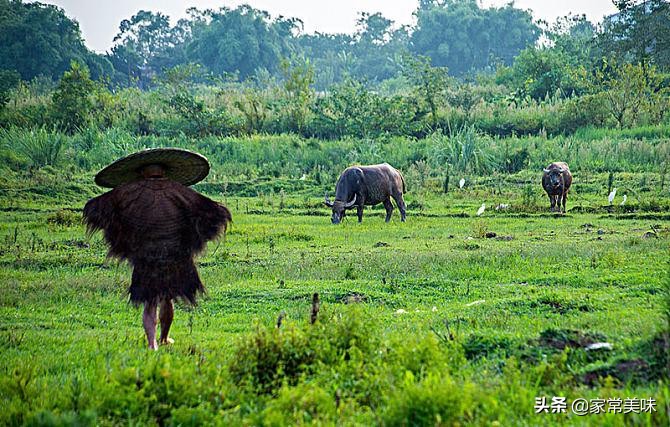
325 163 406 224
542 162 572 213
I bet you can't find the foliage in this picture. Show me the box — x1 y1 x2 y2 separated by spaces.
279 57 315 133
311 78 418 139
51 62 96 134
0 126 66 168
410 0 540 76
108 10 190 88
186 6 299 80
402 55 450 129
590 59 666 128
598 0 670 69
0 69 20 108
0 0 111 81
428 126 495 174
351 12 408 82
503 47 589 101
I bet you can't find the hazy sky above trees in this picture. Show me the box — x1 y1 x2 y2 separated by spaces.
36 0 619 53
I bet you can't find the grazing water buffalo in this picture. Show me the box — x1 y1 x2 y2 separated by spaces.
542 162 572 213
325 163 406 224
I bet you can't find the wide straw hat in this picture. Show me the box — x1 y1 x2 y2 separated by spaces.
95 148 210 188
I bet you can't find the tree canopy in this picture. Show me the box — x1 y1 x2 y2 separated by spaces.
410 0 541 76
0 0 111 81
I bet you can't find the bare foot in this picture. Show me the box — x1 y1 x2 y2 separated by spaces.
159 337 174 346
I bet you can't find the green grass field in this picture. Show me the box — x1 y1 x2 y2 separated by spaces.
1 169 669 426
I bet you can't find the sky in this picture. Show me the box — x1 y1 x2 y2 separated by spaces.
36 0 620 53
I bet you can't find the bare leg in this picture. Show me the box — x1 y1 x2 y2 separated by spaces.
383 199 393 222
143 301 158 350
357 205 363 223
392 193 406 222
159 299 174 345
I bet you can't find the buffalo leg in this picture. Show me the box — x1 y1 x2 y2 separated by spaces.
383 199 394 222
548 194 556 212
392 193 407 222
357 205 364 223
561 192 568 213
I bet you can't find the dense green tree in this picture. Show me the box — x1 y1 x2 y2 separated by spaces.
186 5 298 79
410 0 540 76
108 10 191 87
599 0 670 70
0 0 111 81
297 33 354 89
498 15 597 102
280 56 315 133
0 69 21 108
590 57 665 127
502 47 588 101
351 12 408 82
312 78 418 138
401 55 450 128
51 61 96 133
549 14 597 67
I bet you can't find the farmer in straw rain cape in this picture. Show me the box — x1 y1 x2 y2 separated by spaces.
84 148 231 350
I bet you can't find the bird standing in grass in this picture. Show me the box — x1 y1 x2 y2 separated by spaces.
608 188 617 205
83 149 231 350
620 194 627 206
476 203 486 216
459 178 465 189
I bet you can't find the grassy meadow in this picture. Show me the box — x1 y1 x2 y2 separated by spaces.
0 130 669 426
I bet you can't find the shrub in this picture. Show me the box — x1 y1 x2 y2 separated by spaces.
383 372 471 426
228 308 377 395
0 127 66 168
51 62 96 134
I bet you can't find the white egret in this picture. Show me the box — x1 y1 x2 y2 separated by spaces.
476 203 486 216
459 178 465 189
608 188 617 204
620 194 627 206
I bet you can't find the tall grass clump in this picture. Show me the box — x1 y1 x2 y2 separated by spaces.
428 125 496 174
0 126 66 168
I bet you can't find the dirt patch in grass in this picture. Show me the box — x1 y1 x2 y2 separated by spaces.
535 328 606 351
582 359 650 386
601 213 670 221
335 292 368 304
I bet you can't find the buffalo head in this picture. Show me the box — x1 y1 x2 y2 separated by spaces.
324 193 357 224
543 167 565 189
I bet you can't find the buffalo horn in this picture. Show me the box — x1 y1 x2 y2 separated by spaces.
344 194 357 208
324 192 334 207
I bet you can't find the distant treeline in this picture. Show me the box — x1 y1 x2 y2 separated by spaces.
1 0 668 87
0 0 669 141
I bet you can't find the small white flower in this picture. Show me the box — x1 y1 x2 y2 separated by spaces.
431 306 438 312
395 309 407 315
466 300 485 307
